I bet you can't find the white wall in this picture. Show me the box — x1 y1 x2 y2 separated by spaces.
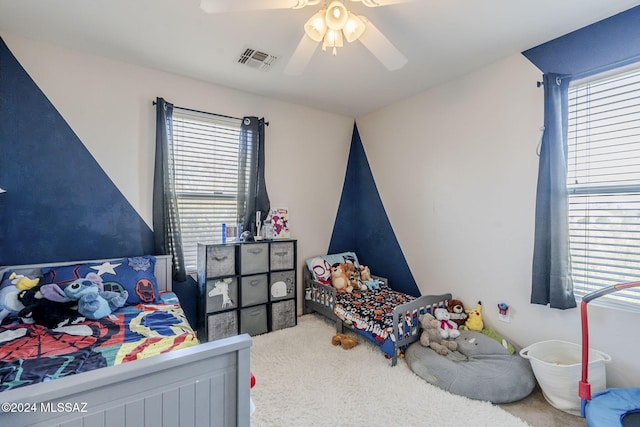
357 54 640 388
6 31 639 389
1 32 354 305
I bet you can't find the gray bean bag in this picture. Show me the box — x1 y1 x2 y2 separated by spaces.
405 330 535 403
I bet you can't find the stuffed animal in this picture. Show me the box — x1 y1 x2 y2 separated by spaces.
18 283 82 328
0 281 25 324
446 299 468 327
358 265 372 282
7 272 39 291
344 261 367 291
356 265 381 290
465 301 484 331
434 307 460 339
0 271 41 324
45 274 128 320
418 312 458 355
330 263 353 293
331 333 359 350
65 275 128 320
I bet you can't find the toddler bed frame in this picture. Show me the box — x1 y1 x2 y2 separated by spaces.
0 255 252 427
303 264 451 366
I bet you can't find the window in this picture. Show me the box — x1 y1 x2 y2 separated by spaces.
567 65 640 308
172 109 242 272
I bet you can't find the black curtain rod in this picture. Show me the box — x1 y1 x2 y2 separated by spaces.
152 101 268 125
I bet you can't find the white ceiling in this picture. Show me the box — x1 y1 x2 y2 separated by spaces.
0 0 638 117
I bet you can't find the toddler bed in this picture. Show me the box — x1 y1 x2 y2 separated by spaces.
303 252 451 366
0 255 252 427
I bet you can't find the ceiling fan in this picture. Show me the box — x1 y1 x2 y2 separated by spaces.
199 0 411 75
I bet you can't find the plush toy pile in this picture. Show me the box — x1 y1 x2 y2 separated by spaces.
418 312 458 355
0 271 129 327
329 261 379 294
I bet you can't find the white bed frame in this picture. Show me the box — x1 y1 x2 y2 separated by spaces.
0 255 252 427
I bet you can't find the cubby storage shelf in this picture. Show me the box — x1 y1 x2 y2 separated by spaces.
197 239 297 342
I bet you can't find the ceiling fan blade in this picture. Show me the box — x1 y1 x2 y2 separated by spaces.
358 17 407 71
200 0 303 13
284 34 319 76
349 0 415 7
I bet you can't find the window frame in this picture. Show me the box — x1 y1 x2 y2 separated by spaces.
171 109 243 273
566 63 640 311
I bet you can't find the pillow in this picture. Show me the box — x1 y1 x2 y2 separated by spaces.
42 256 161 305
305 252 360 283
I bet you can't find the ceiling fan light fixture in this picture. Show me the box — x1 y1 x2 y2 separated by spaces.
322 29 343 55
325 1 349 30
343 12 366 43
304 9 327 42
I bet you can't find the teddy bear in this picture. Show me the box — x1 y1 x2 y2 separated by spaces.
330 263 353 293
418 312 458 355
445 299 467 327
331 333 359 349
434 307 461 339
464 301 484 331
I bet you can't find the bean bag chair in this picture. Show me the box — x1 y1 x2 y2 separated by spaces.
405 329 535 403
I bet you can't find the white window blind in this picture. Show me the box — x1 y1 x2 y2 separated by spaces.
172 109 242 272
567 65 640 309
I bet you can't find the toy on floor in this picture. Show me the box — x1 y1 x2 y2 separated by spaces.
331 333 359 349
465 301 484 331
418 312 458 355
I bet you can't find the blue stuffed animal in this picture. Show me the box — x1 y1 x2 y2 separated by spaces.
61 274 128 320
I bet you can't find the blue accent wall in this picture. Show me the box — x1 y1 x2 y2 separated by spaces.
523 6 640 78
329 124 420 296
0 36 154 266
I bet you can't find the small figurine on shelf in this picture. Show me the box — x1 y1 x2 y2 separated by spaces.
255 211 263 241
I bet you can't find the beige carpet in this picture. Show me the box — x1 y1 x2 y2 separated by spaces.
250 314 533 427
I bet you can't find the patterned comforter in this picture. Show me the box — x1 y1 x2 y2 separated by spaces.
333 284 416 356
0 292 198 391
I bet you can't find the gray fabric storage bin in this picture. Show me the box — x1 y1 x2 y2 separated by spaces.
270 241 295 270
240 243 269 275
271 300 296 331
270 270 295 301
241 274 268 307
205 278 238 313
207 311 238 341
240 305 268 336
204 244 236 277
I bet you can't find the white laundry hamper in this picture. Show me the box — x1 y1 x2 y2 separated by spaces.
520 340 611 416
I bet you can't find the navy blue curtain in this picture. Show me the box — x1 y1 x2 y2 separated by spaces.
153 97 186 282
531 74 576 309
237 117 270 235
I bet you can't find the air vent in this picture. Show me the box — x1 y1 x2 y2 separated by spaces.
237 48 278 71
